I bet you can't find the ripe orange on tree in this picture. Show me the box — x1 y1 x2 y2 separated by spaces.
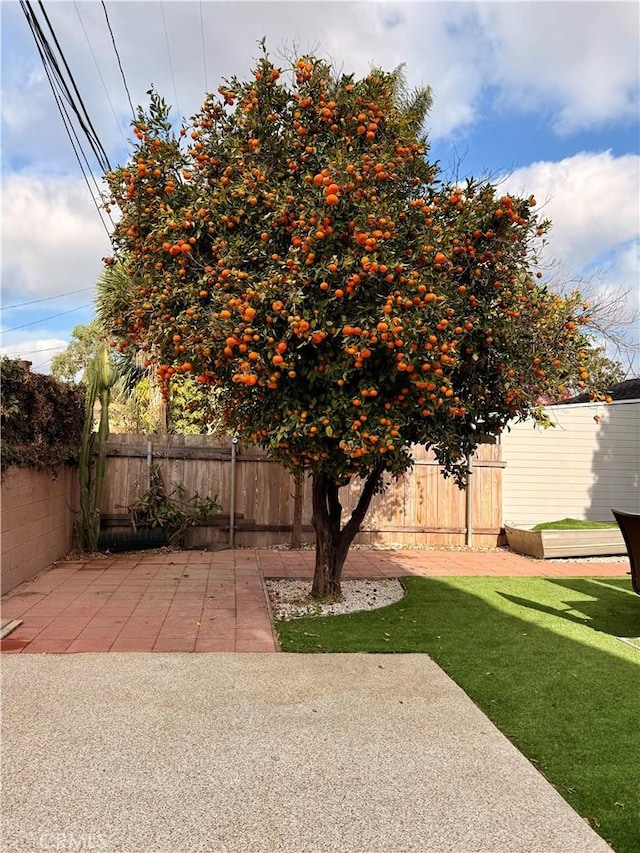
103 45 620 599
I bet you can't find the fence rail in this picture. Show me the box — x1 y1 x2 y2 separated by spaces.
103 434 504 548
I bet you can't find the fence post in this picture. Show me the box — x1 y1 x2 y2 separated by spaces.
465 452 474 546
291 470 304 549
146 437 153 490
229 436 238 548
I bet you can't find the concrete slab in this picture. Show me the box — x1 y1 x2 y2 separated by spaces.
2 653 612 853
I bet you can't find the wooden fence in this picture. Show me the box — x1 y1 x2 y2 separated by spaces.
103 434 504 548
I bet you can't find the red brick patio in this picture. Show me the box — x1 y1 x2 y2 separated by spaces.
1 547 630 654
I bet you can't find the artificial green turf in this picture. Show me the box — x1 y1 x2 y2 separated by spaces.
532 517 619 531
277 576 640 852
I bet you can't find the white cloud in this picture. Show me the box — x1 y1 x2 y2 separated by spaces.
0 338 69 375
475 2 639 133
1 174 110 303
499 151 640 274
4 0 636 174
309 3 486 138
500 151 640 376
1 1 637 373
587 241 640 299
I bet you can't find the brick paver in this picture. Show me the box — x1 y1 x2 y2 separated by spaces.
256 547 629 580
1 547 629 654
1 550 277 654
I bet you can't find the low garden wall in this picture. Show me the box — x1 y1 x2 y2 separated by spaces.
0 465 79 593
1 359 84 593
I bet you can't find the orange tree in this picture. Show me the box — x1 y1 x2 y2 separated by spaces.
102 49 619 597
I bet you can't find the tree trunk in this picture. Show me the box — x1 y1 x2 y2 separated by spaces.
310 464 384 599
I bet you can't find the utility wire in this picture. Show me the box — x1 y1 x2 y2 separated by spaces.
36 0 112 172
43 44 106 202
3 345 70 373
2 344 70 356
31 358 57 371
23 1 109 173
2 303 92 334
199 0 209 92
25 14 113 239
21 5 98 176
101 0 135 118
23 9 111 236
73 2 128 147
160 1 181 117
20 2 115 240
31 355 68 371
2 287 94 311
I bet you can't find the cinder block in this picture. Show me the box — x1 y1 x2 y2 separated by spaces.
0 466 78 593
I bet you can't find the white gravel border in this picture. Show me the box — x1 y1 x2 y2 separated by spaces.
265 578 405 621
542 555 628 563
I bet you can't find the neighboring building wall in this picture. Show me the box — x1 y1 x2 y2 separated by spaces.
501 400 640 525
1 466 79 593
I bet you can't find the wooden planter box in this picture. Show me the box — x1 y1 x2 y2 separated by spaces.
505 524 626 559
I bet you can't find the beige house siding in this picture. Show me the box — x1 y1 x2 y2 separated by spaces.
501 400 640 525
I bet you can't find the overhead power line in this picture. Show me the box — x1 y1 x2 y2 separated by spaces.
31 355 67 371
73 1 128 148
2 344 69 358
199 0 209 92
2 303 92 334
160 1 181 117
20 1 116 240
101 0 135 118
2 286 94 311
34 0 112 172
21 3 111 236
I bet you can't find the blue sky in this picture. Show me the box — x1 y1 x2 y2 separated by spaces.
2 0 639 374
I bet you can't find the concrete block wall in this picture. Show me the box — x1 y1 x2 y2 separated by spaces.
1 466 79 593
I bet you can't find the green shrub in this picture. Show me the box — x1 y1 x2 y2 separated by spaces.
128 463 221 545
1 358 85 470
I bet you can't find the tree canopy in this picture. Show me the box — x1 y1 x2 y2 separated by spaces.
101 47 620 595
51 321 103 383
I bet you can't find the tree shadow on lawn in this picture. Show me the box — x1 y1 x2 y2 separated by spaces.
499 576 640 639
416 578 640 853
278 575 640 852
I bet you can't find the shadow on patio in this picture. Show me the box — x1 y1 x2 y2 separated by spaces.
1 546 628 655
